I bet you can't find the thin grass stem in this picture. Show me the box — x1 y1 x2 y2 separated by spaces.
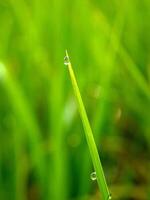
65 51 110 200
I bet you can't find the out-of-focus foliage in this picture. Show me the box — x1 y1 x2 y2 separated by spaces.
0 0 149 200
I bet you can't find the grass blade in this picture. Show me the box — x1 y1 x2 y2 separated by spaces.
65 51 110 200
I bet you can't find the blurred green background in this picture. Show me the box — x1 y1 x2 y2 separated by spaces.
0 0 150 199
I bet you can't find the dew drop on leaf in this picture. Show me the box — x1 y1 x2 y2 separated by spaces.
90 171 97 181
64 55 70 65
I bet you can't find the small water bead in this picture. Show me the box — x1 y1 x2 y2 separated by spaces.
90 171 97 181
108 194 112 200
64 55 70 65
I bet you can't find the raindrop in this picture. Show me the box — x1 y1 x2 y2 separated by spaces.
108 194 112 200
64 55 70 65
90 171 97 181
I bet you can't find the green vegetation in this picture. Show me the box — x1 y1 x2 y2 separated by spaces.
65 50 110 199
0 0 150 200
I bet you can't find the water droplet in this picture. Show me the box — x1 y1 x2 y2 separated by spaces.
108 194 112 200
90 171 97 181
64 55 70 65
